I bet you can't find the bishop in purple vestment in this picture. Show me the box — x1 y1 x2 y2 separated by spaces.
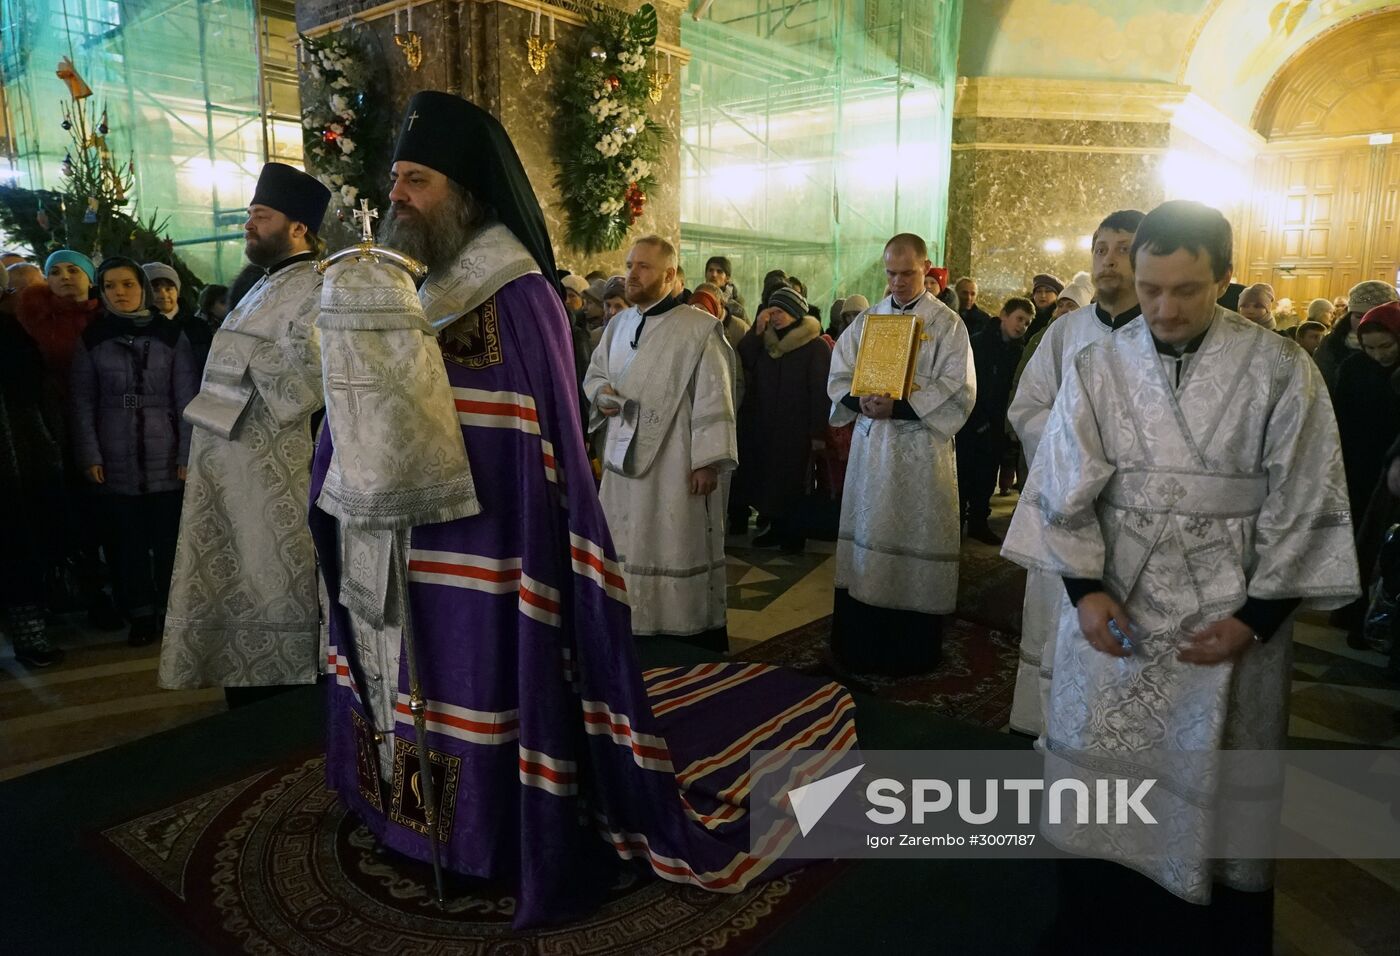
309 91 858 928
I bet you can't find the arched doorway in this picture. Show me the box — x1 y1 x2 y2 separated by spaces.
1239 10 1400 302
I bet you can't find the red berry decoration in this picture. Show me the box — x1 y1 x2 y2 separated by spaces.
323 128 339 144
607 75 620 92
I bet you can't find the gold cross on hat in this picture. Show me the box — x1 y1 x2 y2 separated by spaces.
352 198 379 243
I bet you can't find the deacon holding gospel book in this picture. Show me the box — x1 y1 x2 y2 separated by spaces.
826 233 976 674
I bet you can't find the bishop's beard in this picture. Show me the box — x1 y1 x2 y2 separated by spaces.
380 188 478 274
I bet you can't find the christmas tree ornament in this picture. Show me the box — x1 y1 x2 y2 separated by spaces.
61 118 72 131
83 197 99 224
607 75 620 92
60 151 74 177
323 128 340 144
56 57 93 99
98 109 109 135
589 46 607 61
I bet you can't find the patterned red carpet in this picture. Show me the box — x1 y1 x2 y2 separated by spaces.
735 615 1019 730
95 754 843 955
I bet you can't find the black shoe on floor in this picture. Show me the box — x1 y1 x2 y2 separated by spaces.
15 638 65 668
967 523 1003 546
128 615 161 647
752 529 784 548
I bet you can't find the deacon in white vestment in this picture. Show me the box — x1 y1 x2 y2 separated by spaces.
159 164 331 696
1003 202 1359 946
584 236 737 650
1004 209 1144 735
827 233 974 674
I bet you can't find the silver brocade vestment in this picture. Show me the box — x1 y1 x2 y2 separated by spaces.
1003 310 1360 902
827 291 976 616
160 261 325 688
1005 303 1115 735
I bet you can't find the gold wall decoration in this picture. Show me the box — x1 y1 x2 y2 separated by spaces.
647 49 672 104
393 5 423 71
526 6 556 76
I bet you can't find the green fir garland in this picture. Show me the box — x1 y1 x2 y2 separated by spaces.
556 4 665 255
299 29 388 219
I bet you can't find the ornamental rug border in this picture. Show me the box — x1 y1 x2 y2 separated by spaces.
90 753 845 954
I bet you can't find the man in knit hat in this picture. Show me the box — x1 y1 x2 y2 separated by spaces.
1315 279 1400 393
584 234 737 648
159 161 331 705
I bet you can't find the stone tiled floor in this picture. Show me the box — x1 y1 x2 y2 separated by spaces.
2 493 1397 951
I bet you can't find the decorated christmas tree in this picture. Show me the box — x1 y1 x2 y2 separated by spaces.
0 57 203 294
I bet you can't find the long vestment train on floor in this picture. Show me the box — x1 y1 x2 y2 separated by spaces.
826 291 975 668
310 225 856 928
159 258 325 688
1003 302 1115 734
583 303 737 638
1002 310 1359 902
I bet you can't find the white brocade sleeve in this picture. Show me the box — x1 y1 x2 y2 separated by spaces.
1007 320 1063 465
581 321 615 436
1247 346 1360 608
247 286 324 426
908 314 975 441
1002 349 1115 580
689 329 738 473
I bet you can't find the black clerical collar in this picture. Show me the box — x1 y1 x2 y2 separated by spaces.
1152 325 1210 356
1094 301 1141 330
892 292 926 312
629 294 681 349
264 251 316 277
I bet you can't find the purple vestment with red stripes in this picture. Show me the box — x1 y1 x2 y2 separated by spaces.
310 272 857 927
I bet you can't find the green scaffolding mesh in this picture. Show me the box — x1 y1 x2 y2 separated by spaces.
679 0 961 312
0 0 301 283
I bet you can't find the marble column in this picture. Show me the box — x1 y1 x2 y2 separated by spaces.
296 0 685 274
945 78 1175 307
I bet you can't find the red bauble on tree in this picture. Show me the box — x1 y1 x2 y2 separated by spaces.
623 182 647 225
323 128 340 144
607 75 620 92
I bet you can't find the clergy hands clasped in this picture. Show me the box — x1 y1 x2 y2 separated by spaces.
1075 592 1136 658
860 394 895 420
1178 617 1255 665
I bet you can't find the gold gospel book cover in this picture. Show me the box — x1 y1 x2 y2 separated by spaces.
851 314 922 399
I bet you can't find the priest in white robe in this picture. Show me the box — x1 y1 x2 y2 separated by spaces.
158 164 331 705
583 236 737 650
1003 201 1359 950
1004 208 1144 735
826 233 975 674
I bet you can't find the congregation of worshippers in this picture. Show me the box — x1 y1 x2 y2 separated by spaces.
3 86 1398 952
